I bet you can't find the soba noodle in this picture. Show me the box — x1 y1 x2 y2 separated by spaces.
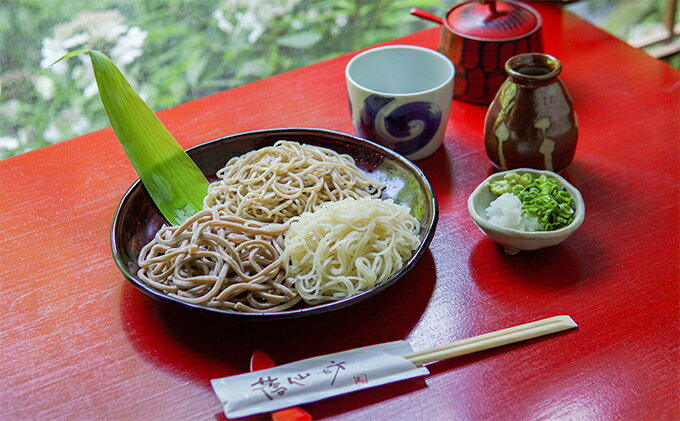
203 140 385 223
283 198 421 304
137 141 419 313
137 207 300 312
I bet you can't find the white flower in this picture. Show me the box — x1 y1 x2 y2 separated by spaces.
222 0 246 9
40 37 68 75
214 0 302 42
71 65 93 96
213 9 234 33
248 26 265 44
0 99 20 120
62 32 89 48
234 11 266 44
110 26 148 66
17 127 31 144
0 136 19 150
68 56 98 98
105 23 129 43
55 10 127 43
43 123 61 143
291 19 303 30
71 63 87 83
33 75 56 100
335 14 348 28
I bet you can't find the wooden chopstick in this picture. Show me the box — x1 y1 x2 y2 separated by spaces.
404 316 577 367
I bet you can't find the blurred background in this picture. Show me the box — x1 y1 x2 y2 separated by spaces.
1 0 677 159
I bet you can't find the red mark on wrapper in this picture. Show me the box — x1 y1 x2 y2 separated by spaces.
353 374 368 385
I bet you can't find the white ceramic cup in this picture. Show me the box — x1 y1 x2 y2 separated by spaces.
345 45 455 160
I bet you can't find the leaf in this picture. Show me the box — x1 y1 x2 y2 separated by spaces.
276 31 323 49
51 49 91 65
236 58 270 78
185 54 208 87
59 49 209 225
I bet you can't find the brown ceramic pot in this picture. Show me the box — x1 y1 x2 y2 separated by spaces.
484 53 577 172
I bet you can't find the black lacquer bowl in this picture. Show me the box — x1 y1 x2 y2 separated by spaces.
111 128 438 319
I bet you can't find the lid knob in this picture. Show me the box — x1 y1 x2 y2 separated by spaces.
482 0 498 17
445 0 541 40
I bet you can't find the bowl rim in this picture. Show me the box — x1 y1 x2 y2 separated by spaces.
345 44 455 97
111 127 439 319
467 167 585 237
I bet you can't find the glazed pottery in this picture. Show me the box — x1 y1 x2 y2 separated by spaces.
345 45 454 160
411 0 543 104
467 168 585 255
111 128 438 319
484 53 578 172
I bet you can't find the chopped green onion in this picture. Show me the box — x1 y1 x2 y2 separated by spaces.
488 173 576 231
487 172 532 195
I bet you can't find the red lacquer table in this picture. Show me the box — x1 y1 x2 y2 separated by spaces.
1 4 678 420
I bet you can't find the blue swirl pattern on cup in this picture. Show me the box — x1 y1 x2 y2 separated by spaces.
357 94 442 156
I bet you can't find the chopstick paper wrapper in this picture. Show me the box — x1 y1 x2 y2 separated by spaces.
212 341 425 419
211 315 576 418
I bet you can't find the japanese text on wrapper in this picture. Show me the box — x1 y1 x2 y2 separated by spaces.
250 360 365 400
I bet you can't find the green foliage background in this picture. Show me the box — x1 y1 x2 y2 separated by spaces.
0 0 675 159
0 0 445 159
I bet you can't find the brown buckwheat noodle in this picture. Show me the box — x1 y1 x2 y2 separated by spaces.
138 141 405 313
137 207 299 312
203 140 385 223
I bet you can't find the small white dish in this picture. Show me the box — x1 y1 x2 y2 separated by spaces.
467 168 585 255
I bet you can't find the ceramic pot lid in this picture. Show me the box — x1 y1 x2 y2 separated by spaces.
445 0 540 41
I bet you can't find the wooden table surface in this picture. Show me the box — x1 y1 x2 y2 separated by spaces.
1 4 678 420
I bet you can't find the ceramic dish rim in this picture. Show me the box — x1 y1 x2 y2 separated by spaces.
467 167 585 237
111 127 439 319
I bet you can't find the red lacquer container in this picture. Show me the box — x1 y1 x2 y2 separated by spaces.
413 0 543 104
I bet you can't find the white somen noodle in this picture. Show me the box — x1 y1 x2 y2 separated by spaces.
283 198 421 304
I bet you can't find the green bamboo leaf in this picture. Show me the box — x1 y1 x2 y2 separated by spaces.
57 49 209 225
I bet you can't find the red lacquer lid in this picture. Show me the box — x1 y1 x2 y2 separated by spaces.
445 0 541 41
